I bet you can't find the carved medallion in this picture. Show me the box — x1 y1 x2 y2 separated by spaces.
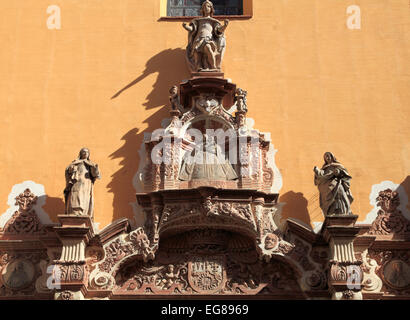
1 259 35 290
383 260 410 289
188 256 225 293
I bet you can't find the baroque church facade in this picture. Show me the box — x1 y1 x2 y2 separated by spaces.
0 1 409 300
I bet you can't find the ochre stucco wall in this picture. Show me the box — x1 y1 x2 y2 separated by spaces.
0 0 409 229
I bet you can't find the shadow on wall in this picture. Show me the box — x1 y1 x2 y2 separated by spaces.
400 175 410 212
42 195 65 219
108 48 190 223
279 191 312 228
111 48 189 108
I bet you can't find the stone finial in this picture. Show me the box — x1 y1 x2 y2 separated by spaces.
376 189 399 214
15 188 37 212
3 188 43 235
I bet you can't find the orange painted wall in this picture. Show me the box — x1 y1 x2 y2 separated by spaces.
0 0 409 229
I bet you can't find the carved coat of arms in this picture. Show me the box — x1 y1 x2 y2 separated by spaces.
188 256 225 293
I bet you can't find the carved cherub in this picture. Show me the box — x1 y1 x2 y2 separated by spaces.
235 88 248 112
158 264 180 290
169 85 183 113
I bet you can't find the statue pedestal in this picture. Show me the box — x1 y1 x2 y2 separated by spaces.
54 215 95 244
52 215 95 299
321 214 363 300
191 71 224 79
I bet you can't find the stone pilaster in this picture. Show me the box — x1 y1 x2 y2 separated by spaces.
321 215 363 300
52 215 95 300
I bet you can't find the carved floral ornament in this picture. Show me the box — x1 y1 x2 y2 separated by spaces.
2 188 44 235
368 189 410 235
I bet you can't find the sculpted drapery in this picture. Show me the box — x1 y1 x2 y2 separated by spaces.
314 152 353 216
183 0 229 72
179 134 238 181
64 148 101 217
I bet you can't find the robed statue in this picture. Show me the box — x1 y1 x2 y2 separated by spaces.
64 148 101 217
183 0 229 72
314 152 353 216
179 134 238 181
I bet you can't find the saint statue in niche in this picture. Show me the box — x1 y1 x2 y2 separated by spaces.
183 0 229 72
314 152 353 216
64 148 101 217
179 133 238 181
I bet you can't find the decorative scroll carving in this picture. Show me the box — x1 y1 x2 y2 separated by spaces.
3 189 45 235
156 200 257 240
89 271 115 290
35 260 53 294
95 227 157 278
85 247 104 274
360 249 383 293
98 238 135 274
53 263 85 283
211 106 236 127
261 147 274 191
288 238 316 271
369 189 410 235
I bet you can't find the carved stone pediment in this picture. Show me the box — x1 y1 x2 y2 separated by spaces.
2 189 45 236
137 187 279 247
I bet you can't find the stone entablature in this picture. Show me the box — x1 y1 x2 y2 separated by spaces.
0 187 409 299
